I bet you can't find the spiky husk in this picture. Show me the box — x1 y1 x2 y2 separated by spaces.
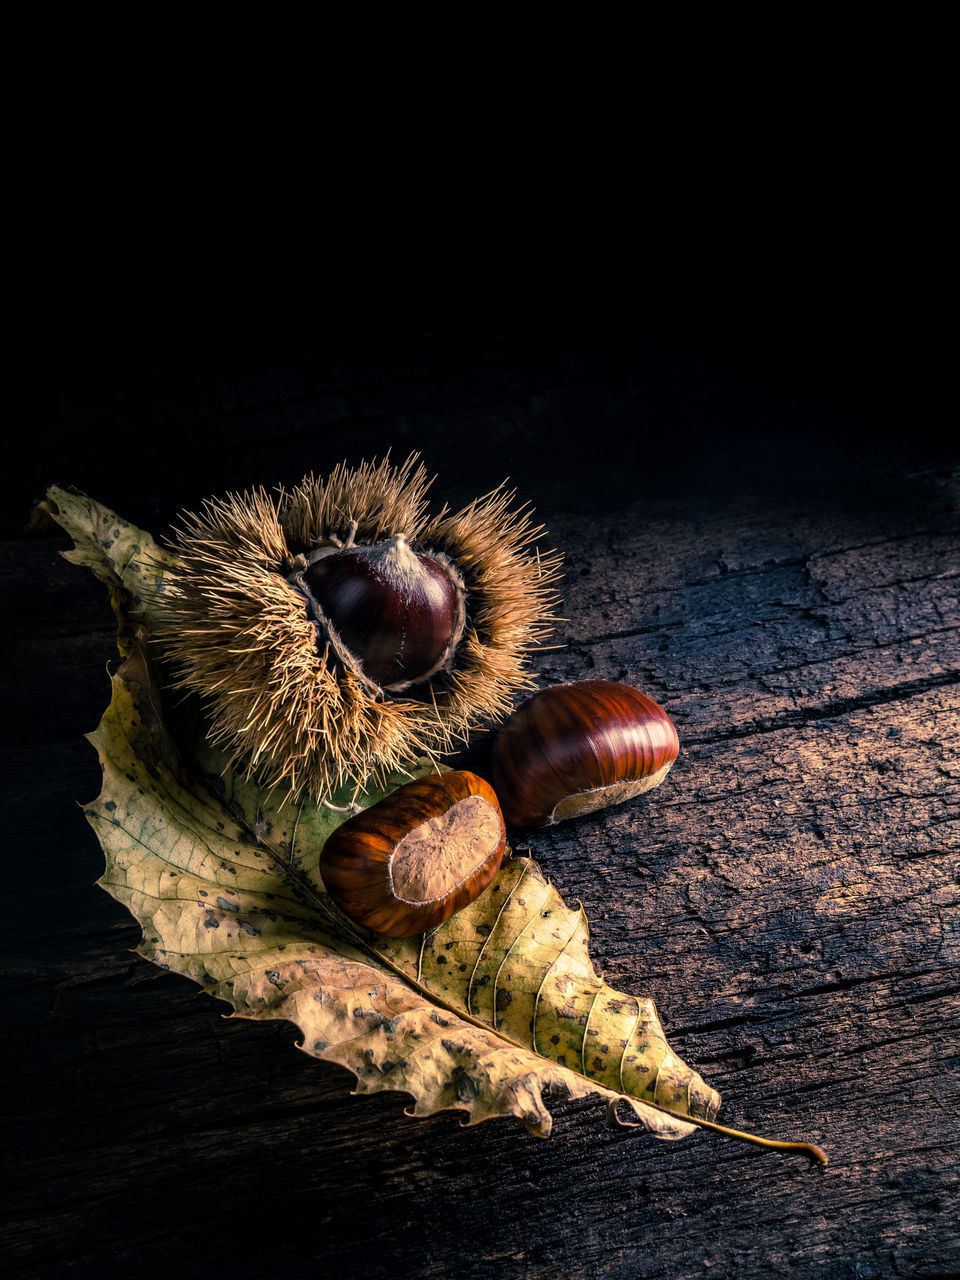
155 455 562 800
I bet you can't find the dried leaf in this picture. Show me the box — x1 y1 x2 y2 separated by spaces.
49 486 721 1141
40 486 176 652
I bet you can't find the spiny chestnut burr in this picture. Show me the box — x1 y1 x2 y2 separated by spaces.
157 454 561 801
297 534 467 690
319 771 507 937
491 680 680 828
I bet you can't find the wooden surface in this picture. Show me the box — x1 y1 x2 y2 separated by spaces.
4 332 959 1279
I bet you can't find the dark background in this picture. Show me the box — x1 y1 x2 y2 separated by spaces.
7 263 949 536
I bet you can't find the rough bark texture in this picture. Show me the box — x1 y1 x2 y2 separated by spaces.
4 333 958 1279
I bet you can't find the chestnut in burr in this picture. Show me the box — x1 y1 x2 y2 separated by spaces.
319 771 507 937
491 680 680 828
300 534 466 689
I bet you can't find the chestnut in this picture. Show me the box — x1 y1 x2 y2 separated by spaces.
297 534 466 690
491 680 679 827
319 770 507 937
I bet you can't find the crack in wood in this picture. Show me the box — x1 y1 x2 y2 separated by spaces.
683 671 960 745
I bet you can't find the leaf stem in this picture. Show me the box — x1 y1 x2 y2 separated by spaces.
612 1098 828 1165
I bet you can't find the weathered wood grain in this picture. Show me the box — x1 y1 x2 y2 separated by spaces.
4 334 958 1279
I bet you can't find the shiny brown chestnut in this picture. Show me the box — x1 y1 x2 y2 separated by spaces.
319 771 507 937
491 680 680 827
297 534 466 689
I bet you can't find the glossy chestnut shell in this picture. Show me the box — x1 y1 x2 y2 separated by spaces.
302 535 465 688
319 771 507 936
491 680 680 827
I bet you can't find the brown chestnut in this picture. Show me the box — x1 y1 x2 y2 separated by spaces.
491 680 680 827
319 771 507 936
298 534 466 689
